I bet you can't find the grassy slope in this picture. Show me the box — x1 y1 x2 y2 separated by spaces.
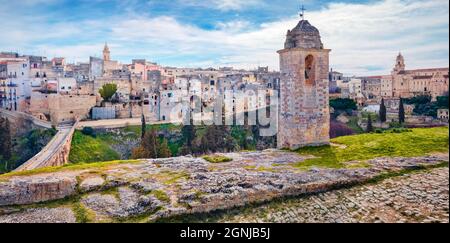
69 131 120 164
69 124 183 163
294 126 449 169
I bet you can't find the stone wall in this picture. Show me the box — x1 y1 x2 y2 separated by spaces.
277 47 331 149
30 92 96 125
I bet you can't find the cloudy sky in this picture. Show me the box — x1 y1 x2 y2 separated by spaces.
0 0 448 76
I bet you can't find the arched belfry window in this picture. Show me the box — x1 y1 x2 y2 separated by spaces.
304 55 315 86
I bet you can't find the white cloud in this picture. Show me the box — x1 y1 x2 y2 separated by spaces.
0 0 448 75
180 0 262 11
105 0 449 74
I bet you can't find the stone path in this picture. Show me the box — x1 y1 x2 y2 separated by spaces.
211 168 449 223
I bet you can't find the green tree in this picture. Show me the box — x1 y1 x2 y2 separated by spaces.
379 98 387 123
158 139 171 158
132 129 158 159
399 98 405 124
181 117 196 151
436 96 449 109
366 114 374 133
99 83 118 102
330 98 358 111
141 114 146 139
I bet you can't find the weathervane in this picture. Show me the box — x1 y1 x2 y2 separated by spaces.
300 4 306 20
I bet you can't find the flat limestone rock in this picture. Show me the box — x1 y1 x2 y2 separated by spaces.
79 176 105 192
0 207 76 223
0 175 78 206
81 187 160 220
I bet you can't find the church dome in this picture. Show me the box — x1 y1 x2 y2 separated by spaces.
284 20 323 49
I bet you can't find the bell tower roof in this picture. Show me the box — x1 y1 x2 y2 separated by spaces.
103 42 110 52
284 19 323 49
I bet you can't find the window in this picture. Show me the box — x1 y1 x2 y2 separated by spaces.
304 55 315 86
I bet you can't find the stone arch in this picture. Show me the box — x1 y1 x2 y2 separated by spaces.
304 55 316 87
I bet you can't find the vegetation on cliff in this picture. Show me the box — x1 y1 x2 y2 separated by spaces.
1 119 56 174
69 123 275 164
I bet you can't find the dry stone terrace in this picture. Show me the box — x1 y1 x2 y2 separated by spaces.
0 150 448 223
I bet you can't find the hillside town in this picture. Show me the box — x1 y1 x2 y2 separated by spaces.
1 44 448 128
0 45 280 126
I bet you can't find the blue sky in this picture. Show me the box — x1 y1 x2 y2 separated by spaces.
0 0 448 76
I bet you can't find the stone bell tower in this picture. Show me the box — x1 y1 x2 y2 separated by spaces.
277 15 331 150
103 42 111 61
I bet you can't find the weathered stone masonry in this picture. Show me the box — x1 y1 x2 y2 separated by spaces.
278 19 331 150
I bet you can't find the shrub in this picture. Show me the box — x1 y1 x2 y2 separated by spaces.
389 122 404 129
330 98 358 111
81 127 96 137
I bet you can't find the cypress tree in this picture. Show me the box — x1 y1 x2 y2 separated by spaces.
141 114 146 139
379 98 387 123
366 114 374 133
399 98 405 124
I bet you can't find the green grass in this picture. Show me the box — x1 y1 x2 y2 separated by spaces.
151 170 191 185
149 190 170 203
69 131 120 164
72 202 95 223
294 127 449 170
202 155 233 163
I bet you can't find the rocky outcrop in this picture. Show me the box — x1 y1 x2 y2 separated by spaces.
0 173 78 206
0 150 448 223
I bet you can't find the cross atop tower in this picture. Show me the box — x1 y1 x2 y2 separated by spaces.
300 4 306 20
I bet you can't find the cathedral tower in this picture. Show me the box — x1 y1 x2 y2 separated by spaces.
393 52 405 73
277 15 331 150
103 43 111 61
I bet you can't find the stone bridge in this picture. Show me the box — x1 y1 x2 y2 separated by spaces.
14 122 77 172
1 109 78 171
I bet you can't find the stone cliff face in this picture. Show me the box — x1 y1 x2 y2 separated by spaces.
0 150 448 223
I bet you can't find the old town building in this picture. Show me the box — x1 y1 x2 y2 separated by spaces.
381 53 449 100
